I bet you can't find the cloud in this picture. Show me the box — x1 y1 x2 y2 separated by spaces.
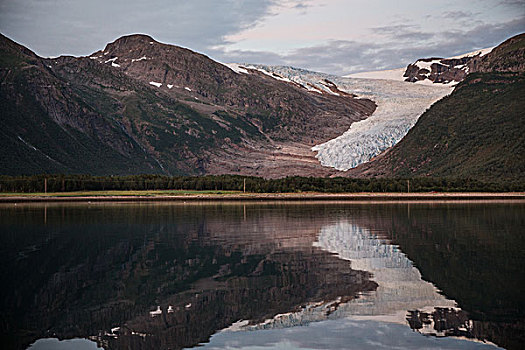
0 0 312 57
210 16 525 76
0 0 523 75
372 24 435 42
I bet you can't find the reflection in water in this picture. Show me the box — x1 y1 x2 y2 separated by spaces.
0 202 523 350
315 221 456 320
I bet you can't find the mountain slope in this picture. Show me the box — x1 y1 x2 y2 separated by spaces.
0 34 375 177
346 34 525 181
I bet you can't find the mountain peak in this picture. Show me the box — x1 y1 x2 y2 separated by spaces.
102 34 159 52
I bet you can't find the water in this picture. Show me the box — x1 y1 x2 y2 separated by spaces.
1 201 523 350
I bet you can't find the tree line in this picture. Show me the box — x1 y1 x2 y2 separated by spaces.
0 174 523 193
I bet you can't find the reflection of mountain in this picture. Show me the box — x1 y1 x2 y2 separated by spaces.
0 203 376 350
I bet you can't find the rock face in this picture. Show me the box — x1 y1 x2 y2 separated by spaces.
0 33 375 177
346 33 525 181
402 51 490 85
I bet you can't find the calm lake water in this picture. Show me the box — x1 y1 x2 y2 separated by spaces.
1 201 523 350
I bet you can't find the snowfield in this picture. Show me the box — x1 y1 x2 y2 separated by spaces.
244 65 453 171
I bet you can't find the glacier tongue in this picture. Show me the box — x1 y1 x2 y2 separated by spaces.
312 79 452 170
247 65 453 171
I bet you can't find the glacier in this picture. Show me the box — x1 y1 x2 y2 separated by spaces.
243 65 453 171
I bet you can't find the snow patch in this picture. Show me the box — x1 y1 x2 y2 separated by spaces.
224 63 249 74
104 57 118 64
244 65 292 83
184 87 192 91
131 56 148 62
414 59 443 73
167 84 173 89
149 81 162 87
111 62 120 67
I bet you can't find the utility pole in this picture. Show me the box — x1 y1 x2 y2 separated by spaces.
44 178 47 194
407 179 410 193
243 178 246 193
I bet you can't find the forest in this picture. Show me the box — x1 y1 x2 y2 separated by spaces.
0 174 523 193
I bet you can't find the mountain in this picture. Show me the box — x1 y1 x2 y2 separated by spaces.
0 34 375 177
346 33 525 182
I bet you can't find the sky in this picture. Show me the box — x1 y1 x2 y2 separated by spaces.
0 0 524 75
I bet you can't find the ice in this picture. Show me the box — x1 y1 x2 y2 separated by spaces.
149 81 162 87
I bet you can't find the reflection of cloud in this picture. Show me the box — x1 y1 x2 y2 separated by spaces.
203 316 501 349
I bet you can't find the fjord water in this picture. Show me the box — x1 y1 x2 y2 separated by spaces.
1 201 523 350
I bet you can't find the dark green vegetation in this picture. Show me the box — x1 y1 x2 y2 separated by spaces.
1 174 523 193
352 34 525 182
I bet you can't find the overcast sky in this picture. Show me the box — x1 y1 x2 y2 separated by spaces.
1 0 524 75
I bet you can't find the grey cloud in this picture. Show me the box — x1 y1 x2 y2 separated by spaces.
499 0 525 7
372 24 435 43
210 16 525 76
0 0 295 57
1 0 522 76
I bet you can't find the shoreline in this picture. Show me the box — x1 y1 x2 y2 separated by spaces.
1 192 524 203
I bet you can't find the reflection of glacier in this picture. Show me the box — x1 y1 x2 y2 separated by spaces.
240 220 456 331
314 221 457 319
246 65 453 170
